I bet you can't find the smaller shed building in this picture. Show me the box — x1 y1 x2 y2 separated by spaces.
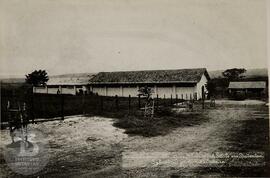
33 74 94 95
228 81 267 98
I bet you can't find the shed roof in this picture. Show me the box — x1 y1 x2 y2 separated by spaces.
47 74 95 86
228 81 266 89
90 68 210 84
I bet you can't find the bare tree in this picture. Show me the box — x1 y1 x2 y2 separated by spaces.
138 86 154 117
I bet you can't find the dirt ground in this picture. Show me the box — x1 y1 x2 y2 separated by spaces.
0 99 269 177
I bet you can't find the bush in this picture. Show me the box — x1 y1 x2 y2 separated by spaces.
231 91 246 101
113 110 206 137
113 115 162 137
155 107 174 116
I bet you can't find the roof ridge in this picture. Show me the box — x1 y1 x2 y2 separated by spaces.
99 68 206 73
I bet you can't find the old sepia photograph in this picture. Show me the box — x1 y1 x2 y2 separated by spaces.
0 0 269 177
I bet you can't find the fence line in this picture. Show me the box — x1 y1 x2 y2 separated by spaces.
2 92 205 122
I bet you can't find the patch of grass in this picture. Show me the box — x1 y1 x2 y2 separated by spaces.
226 118 269 152
190 166 268 177
113 107 208 137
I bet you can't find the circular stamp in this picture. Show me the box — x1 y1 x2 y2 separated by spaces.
3 127 50 175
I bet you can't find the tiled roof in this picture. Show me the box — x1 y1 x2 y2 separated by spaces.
90 68 210 84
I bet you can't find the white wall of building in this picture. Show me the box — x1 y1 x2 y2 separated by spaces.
92 87 106 96
195 73 208 99
123 86 138 97
91 85 203 100
92 86 139 97
34 86 47 93
107 87 121 96
176 87 195 100
90 73 209 100
156 87 173 98
47 87 60 94
33 85 84 95
62 86 76 95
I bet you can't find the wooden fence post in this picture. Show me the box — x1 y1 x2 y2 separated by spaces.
61 94 64 120
181 94 183 100
176 94 178 103
31 92 35 123
7 101 11 126
128 95 131 113
202 87 205 109
170 94 173 106
138 95 141 109
156 94 159 109
164 94 166 105
115 95 119 111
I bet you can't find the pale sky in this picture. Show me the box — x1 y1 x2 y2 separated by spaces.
0 0 268 77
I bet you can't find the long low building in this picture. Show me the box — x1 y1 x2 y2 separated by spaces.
228 81 267 97
89 68 210 100
33 74 94 95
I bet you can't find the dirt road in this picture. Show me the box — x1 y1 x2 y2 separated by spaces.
119 101 269 177
0 100 268 177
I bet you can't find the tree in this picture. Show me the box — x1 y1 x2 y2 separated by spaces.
25 70 49 86
222 68 246 81
206 77 230 98
206 80 216 97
